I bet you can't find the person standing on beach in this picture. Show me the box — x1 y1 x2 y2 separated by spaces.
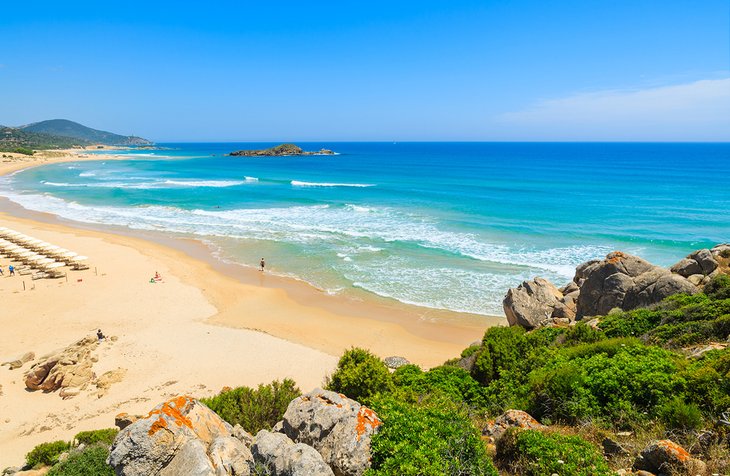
0 265 4 276
8 265 14 276
260 258 265 272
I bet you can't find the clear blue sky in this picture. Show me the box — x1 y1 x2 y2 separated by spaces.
1 1 728 141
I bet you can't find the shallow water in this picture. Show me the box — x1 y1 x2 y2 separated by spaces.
3 142 729 316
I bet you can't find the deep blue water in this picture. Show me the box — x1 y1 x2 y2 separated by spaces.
2 142 729 316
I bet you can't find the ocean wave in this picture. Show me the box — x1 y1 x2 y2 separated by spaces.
244 176 259 182
79 172 96 177
291 180 375 188
162 179 246 188
42 179 249 189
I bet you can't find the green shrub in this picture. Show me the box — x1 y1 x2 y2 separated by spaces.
706 274 730 300
392 365 488 409
73 428 118 446
26 440 71 468
528 339 682 426
681 349 730 415
599 308 662 339
13 147 34 155
562 322 605 345
47 445 114 476
366 394 497 476
657 397 704 431
326 348 392 401
202 379 301 434
472 326 531 385
496 429 613 476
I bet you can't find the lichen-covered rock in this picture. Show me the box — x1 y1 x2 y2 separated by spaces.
503 277 564 329
108 396 252 476
24 336 97 395
576 252 697 318
633 439 706 475
482 410 544 442
208 436 254 476
281 388 381 476
251 430 333 476
383 356 409 369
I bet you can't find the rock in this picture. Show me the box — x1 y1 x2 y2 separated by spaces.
115 413 142 431
687 342 728 359
281 388 381 476
633 440 706 475
2 351 35 370
503 277 563 329
24 336 97 394
711 243 730 258
94 368 127 397
671 249 718 277
232 424 254 447
455 352 478 373
108 395 252 476
482 410 544 442
208 436 254 476
251 430 333 476
576 252 697 318
383 356 409 369
687 274 704 286
603 437 630 456
59 387 81 399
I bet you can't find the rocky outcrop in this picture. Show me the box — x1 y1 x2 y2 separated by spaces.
24 336 97 395
251 430 334 476
280 388 381 476
108 396 253 476
577 252 698 318
229 144 335 157
482 410 544 442
502 278 576 329
633 439 706 475
2 351 35 370
671 248 718 277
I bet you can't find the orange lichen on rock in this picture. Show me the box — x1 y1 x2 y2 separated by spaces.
355 406 381 441
607 251 626 264
146 395 195 436
657 439 691 462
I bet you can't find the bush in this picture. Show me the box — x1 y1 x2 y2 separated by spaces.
366 394 498 476
326 348 392 401
26 440 71 468
47 445 114 476
391 365 488 409
681 349 730 415
13 147 34 155
657 397 704 431
706 274 730 300
73 428 118 446
496 429 613 476
202 379 301 434
562 322 605 346
527 339 682 426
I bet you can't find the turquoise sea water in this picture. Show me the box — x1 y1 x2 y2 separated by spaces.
2 142 729 316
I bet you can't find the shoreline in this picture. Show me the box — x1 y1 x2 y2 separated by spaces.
0 150 498 465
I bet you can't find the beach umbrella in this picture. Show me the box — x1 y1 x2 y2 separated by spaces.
35 258 56 265
42 262 65 269
18 251 37 258
41 245 61 252
59 251 78 258
72 255 88 262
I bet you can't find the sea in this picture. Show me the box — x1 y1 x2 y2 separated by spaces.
2 142 728 317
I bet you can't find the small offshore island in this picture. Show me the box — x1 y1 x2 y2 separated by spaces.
228 143 336 157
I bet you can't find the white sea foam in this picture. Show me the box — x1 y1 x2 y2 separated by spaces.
244 176 259 182
291 180 375 188
79 172 96 177
162 180 246 188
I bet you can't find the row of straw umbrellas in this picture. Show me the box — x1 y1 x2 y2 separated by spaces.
0 226 89 279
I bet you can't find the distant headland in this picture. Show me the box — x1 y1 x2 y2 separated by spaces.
228 143 336 157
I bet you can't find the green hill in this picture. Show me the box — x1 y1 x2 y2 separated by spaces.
21 119 152 146
0 126 91 152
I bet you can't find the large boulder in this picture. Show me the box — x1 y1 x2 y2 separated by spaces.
251 430 334 476
482 410 544 442
108 395 253 476
24 336 97 395
671 248 718 277
576 252 697 318
280 389 381 476
503 278 564 329
633 439 706 475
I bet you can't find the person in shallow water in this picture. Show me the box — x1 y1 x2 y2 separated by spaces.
260 258 265 272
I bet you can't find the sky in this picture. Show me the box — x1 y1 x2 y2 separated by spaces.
1 1 728 141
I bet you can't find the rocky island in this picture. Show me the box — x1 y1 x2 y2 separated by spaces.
228 143 336 157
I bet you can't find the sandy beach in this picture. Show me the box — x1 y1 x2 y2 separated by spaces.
0 151 496 466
